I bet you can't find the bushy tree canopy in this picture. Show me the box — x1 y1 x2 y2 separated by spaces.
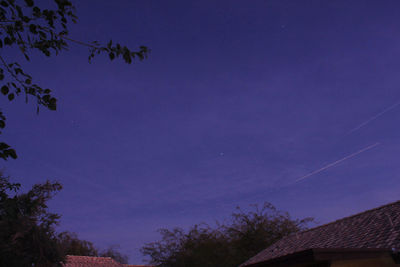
0 174 63 266
57 231 98 258
99 245 129 264
142 203 313 267
0 173 129 266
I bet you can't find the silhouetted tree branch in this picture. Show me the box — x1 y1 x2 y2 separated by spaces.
0 0 149 160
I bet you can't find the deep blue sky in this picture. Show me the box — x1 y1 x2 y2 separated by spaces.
2 0 400 264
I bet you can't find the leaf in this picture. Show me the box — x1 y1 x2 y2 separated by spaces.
33 6 40 14
4 37 11 45
1 85 8 95
29 24 37 34
8 93 14 101
123 51 131 63
8 149 17 159
38 31 46 39
0 142 10 150
42 94 50 102
109 52 115 60
24 0 34 7
48 97 57 110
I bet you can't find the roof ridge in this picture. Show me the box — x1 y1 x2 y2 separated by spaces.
66 255 113 259
241 200 400 267
66 255 113 258
292 199 400 237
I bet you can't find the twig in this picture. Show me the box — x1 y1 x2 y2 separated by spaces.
58 34 98 49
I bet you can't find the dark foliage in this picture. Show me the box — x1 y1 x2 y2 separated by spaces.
0 0 148 160
57 231 98 258
57 232 129 264
0 174 63 266
142 203 313 267
0 173 130 266
99 245 129 264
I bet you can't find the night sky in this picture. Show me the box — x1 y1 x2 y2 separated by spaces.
2 0 400 264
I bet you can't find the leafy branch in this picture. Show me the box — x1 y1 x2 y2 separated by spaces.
0 0 149 160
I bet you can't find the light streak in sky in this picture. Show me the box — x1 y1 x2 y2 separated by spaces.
348 101 400 134
296 143 380 182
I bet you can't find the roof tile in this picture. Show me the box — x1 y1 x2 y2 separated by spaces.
241 200 400 266
63 256 154 267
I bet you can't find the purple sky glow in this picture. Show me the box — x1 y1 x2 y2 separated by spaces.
2 0 400 264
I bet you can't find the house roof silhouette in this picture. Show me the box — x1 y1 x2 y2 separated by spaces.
241 200 400 267
63 255 153 267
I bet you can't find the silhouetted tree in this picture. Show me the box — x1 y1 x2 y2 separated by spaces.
57 231 98 258
142 203 313 267
0 173 130 266
100 245 129 264
0 173 63 266
0 0 148 160
57 232 129 264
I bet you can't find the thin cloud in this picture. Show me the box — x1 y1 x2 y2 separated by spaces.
296 143 380 183
348 101 400 134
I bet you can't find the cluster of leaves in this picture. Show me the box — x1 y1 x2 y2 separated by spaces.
0 0 149 160
0 173 129 266
141 203 313 267
0 173 63 266
88 39 149 64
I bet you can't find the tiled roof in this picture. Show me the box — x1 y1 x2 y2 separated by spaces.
64 256 122 267
63 256 154 267
241 200 400 266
